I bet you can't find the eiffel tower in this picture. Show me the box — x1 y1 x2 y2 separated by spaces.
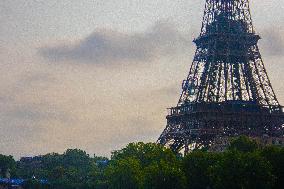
158 0 284 153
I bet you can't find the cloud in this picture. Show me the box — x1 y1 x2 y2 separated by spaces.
39 21 191 64
39 22 284 65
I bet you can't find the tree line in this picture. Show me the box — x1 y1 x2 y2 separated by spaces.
0 136 283 189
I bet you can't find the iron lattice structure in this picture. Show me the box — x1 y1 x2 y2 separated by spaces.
158 0 284 153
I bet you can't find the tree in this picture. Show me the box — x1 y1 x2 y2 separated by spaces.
144 160 186 189
50 149 91 189
0 154 16 178
183 151 220 189
22 178 50 189
88 163 108 189
111 142 178 167
16 149 94 189
107 142 184 189
87 155 109 189
105 157 143 189
261 146 284 189
228 136 259 152
209 151 275 189
63 149 91 171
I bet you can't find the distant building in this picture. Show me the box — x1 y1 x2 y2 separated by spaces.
0 179 24 189
96 160 109 167
0 178 49 189
258 136 284 146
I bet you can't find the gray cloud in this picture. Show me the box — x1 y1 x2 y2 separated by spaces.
39 22 284 65
39 22 191 64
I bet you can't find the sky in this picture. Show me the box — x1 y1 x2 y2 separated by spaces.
0 0 284 159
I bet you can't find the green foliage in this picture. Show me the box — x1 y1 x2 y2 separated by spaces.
183 151 220 189
106 157 143 189
0 154 16 177
143 160 186 189
111 142 177 167
261 146 284 189
88 162 108 189
22 178 49 189
16 149 105 189
108 142 184 189
210 151 275 189
228 135 259 152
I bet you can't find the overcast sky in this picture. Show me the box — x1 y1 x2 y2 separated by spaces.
1 0 284 159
